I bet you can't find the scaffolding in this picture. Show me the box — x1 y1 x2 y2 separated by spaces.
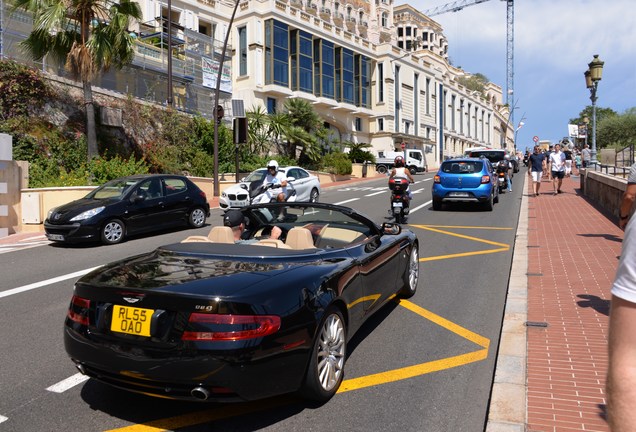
0 3 233 119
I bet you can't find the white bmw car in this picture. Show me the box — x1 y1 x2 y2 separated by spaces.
219 166 321 210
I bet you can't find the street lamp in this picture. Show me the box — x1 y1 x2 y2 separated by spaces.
584 54 604 166
514 117 525 152
212 0 242 197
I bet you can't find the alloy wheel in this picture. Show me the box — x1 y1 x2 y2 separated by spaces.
316 313 346 392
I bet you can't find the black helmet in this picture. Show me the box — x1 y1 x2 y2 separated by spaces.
394 156 405 167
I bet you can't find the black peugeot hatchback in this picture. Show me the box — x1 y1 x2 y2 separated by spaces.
44 174 210 245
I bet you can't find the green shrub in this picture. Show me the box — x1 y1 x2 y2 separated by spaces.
88 156 150 184
321 152 352 175
0 60 51 120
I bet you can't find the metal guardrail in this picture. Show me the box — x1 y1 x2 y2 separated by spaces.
588 163 632 178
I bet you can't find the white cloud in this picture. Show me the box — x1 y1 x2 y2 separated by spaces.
403 0 636 144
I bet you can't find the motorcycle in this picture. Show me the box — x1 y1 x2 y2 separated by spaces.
388 177 410 224
495 162 509 193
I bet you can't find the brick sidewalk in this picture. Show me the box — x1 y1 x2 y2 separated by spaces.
526 174 621 431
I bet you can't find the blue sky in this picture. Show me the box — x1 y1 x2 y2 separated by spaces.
406 0 636 151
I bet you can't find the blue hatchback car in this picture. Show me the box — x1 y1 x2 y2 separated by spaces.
432 158 498 211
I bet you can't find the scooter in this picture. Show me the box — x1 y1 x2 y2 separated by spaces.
496 162 508 193
388 177 410 224
248 179 297 205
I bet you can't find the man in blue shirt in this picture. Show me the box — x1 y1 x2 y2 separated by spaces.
527 145 547 197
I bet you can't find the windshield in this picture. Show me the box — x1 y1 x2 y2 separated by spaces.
244 169 267 183
246 204 375 243
86 179 138 199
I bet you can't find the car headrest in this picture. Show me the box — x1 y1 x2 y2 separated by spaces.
208 226 234 243
285 227 316 249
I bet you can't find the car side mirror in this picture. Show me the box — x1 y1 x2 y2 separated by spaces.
132 191 146 203
240 184 248 190
286 176 295 182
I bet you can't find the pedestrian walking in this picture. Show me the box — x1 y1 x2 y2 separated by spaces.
575 151 582 171
582 144 592 167
549 143 566 195
527 145 546 197
617 162 636 230
563 143 573 177
606 208 636 431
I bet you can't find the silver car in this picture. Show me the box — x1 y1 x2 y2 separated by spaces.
219 166 321 209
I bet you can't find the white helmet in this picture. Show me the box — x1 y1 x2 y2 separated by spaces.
504 154 510 160
267 160 279 170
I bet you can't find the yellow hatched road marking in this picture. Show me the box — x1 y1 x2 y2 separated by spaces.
409 224 511 262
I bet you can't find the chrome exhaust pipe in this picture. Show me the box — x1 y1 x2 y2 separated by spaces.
75 363 86 375
191 386 210 400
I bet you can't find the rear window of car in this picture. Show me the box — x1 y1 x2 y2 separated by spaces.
469 150 505 163
441 161 483 174
164 178 187 195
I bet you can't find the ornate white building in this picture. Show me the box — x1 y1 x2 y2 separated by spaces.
1 0 515 167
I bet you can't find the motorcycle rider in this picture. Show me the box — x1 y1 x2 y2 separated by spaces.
263 160 288 202
389 155 414 212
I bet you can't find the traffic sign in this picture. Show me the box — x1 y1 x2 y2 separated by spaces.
533 136 539 143
401 142 406 150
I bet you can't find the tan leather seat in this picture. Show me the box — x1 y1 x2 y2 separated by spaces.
285 227 316 249
182 226 234 244
254 239 292 249
208 226 234 243
181 235 212 243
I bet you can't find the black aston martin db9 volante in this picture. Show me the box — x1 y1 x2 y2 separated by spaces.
45 174 210 245
64 202 419 402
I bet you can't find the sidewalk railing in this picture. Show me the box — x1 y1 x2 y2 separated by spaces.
589 163 631 178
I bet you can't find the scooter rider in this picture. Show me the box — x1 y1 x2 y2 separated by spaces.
263 160 288 202
389 155 414 210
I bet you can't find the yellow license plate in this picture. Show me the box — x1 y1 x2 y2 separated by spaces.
111 305 153 337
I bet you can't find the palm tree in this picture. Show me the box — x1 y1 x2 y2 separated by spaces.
283 98 324 162
246 105 272 156
14 0 142 161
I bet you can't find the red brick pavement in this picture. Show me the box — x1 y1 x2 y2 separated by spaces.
526 174 622 431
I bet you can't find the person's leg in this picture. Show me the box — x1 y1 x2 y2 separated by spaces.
534 172 541 195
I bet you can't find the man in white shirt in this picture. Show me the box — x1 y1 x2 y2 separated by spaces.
607 213 636 430
548 143 566 195
263 160 288 202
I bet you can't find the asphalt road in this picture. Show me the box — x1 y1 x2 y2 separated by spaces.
0 172 524 432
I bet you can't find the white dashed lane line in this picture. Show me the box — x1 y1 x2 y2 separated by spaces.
0 267 100 299
46 373 90 393
0 415 8 424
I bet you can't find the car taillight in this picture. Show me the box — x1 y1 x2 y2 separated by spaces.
199 190 207 200
434 175 441 183
67 295 90 326
182 314 281 341
481 175 491 184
